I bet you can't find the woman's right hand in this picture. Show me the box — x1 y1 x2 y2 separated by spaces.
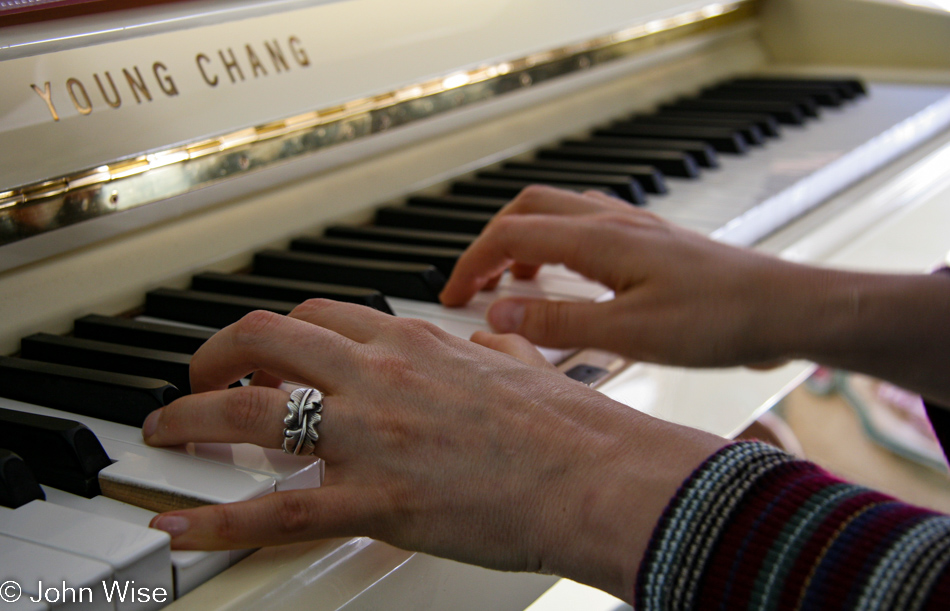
440 186 806 368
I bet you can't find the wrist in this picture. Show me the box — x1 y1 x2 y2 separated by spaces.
763 266 950 404
535 398 727 602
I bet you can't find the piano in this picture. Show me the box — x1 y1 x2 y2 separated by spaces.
1 0 950 609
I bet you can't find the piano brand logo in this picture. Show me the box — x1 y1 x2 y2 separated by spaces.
28 35 310 122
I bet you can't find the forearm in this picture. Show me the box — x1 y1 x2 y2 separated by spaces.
761 264 950 405
636 442 950 610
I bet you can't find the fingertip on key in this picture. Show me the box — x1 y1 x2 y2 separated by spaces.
142 409 161 440
151 514 190 538
488 300 525 334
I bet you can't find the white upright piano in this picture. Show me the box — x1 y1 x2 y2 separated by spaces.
1 1 950 609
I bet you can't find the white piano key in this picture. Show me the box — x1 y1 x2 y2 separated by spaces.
0 534 113 611
41 486 233 599
0 502 171 611
501 268 610 301
388 299 573 364
652 84 950 246
0 397 275 512
98 438 274 510
0 396 321 496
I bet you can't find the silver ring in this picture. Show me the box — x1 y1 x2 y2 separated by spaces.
282 387 323 456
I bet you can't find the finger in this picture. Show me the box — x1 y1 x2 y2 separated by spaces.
190 310 356 394
441 214 625 306
477 187 628 286
288 298 391 344
486 297 621 349
470 331 555 370
499 185 624 218
150 486 384 550
143 386 289 448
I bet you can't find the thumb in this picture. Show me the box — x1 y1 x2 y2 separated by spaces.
487 298 614 349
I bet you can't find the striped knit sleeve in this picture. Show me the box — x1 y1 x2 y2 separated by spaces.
635 442 950 611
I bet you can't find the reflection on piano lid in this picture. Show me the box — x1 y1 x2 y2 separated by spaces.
1 0 950 610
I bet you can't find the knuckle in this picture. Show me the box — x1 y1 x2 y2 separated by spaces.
224 388 271 434
396 316 441 339
489 214 524 242
524 301 571 343
211 504 242 542
290 298 331 318
272 494 315 537
510 184 556 211
369 351 414 383
231 310 285 345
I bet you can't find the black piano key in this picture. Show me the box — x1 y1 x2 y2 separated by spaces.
0 450 45 509
709 82 843 107
290 236 463 276
324 225 478 250
0 407 112 498
374 205 494 235
407 194 508 214
475 169 646 204
615 116 767 145
192 272 395 314
728 76 866 98
21 333 193 394
74 314 214 354
575 134 720 167
254 249 447 303
697 89 821 118
589 124 749 154
662 99 806 125
537 145 700 178
503 160 667 194
0 356 179 427
145 288 300 329
651 110 782 138
451 178 618 201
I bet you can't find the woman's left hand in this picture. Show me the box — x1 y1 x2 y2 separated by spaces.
143 299 725 601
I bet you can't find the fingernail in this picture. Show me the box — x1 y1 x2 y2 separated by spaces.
152 515 190 538
142 410 161 439
489 301 524 333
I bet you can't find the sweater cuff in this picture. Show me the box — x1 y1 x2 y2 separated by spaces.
635 442 950 610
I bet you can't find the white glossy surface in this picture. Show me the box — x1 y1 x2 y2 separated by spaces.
0 395 321 492
653 83 950 245
0 397 275 507
0 0 721 188
0 502 171 610
0 533 113 611
41 487 233 599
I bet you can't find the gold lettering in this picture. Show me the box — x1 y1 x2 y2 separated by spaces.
67 78 93 115
264 40 289 73
94 72 122 108
123 67 153 104
246 44 268 78
289 36 310 67
196 53 219 87
153 62 179 96
30 82 60 121
218 48 245 83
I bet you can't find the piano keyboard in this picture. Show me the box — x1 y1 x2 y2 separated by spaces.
2 75 950 608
